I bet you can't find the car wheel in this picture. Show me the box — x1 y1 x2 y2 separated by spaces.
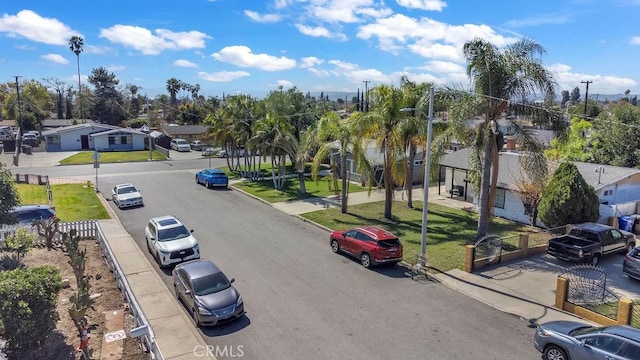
628 243 636 254
195 176 199 184
146 238 151 252
590 254 601 267
360 253 372 268
331 239 340 253
192 308 200 326
543 345 568 360
205 180 210 188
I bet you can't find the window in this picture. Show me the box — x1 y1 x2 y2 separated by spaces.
108 136 116 145
46 135 60 145
494 189 506 209
583 335 624 354
603 190 613 196
120 136 128 144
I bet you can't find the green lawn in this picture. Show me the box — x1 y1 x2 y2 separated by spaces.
302 200 538 272
59 150 167 165
233 177 366 203
16 184 110 221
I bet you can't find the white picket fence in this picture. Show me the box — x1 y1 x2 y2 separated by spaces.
0 220 96 247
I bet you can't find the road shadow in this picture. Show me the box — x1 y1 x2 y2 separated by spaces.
200 314 251 337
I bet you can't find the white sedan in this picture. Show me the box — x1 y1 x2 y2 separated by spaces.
111 183 144 209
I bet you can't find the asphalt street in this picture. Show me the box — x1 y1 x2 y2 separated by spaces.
16 158 542 359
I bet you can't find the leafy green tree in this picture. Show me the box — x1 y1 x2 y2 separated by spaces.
88 67 125 125
0 162 20 225
457 38 559 239
69 35 84 118
570 86 581 103
568 99 600 118
589 103 640 167
546 117 593 162
2 79 53 131
538 162 599 228
0 265 62 352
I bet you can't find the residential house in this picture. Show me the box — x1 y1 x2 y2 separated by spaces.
439 147 640 226
41 122 147 152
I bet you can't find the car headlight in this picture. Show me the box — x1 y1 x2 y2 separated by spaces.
536 328 551 337
197 305 212 316
236 295 243 306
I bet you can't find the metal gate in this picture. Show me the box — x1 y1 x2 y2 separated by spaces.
474 235 503 269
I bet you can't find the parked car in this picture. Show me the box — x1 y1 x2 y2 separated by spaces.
170 138 191 152
202 147 215 157
216 147 245 158
329 226 403 268
623 246 640 280
145 215 200 268
111 183 144 209
195 168 228 188
534 320 640 360
9 205 56 225
172 259 245 326
190 140 206 151
547 222 636 266
21 133 39 147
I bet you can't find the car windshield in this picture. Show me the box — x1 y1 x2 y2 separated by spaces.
570 326 601 336
192 272 231 296
157 225 190 242
178 140 188 145
117 186 138 194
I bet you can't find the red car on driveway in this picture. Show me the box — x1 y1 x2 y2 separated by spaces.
330 226 403 268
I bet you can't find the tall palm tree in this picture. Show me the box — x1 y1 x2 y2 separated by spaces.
166 78 181 105
353 85 407 219
251 114 295 190
458 38 561 239
312 112 371 213
69 36 84 119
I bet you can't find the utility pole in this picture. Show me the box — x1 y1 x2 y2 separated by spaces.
146 94 153 161
363 80 370 112
581 80 593 116
14 76 23 161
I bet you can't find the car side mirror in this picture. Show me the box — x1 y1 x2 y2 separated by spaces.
184 289 191 295
230 278 235 283
190 229 194 233
150 236 156 241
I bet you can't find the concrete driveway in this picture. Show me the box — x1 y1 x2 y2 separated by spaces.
475 252 640 306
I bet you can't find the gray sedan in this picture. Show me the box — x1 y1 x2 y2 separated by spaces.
172 259 244 326
534 320 640 359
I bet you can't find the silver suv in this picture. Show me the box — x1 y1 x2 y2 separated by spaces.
145 215 200 267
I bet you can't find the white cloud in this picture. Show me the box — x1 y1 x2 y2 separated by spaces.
631 36 640 45
99 25 210 55
308 68 331 77
300 56 324 68
312 0 387 24
244 10 282 23
41 53 69 65
408 41 462 62
0 10 77 45
549 63 638 94
174 59 198 68
198 71 251 82
211 45 296 71
327 60 391 83
84 45 112 55
396 0 447 11
275 80 294 88
421 60 465 74
295 24 331 38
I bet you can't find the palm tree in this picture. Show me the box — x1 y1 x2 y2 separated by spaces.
251 114 295 190
166 78 181 105
289 128 317 195
456 38 561 239
353 84 407 219
69 36 84 119
312 112 371 213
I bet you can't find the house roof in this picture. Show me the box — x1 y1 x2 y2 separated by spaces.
440 148 640 191
89 128 148 137
163 125 207 136
42 119 75 128
41 122 121 136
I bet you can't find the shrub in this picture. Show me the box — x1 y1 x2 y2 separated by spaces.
0 265 62 351
538 162 600 228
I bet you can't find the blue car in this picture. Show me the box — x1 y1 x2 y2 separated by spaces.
195 169 229 188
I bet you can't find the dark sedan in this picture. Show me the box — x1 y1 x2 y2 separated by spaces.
534 320 640 360
172 259 244 327
195 168 229 188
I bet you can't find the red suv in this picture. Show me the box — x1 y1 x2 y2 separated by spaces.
330 226 403 268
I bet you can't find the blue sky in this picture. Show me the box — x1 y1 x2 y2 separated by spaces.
1 0 639 99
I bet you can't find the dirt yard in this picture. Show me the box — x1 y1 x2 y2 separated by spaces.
1 240 149 360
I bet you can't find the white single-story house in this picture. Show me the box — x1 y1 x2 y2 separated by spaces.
439 148 640 226
42 122 147 152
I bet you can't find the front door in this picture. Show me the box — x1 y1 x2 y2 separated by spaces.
80 135 89 149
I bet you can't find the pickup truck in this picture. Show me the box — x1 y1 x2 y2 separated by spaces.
547 222 636 266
